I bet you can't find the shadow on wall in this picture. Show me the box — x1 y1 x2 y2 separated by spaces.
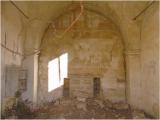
48 53 68 92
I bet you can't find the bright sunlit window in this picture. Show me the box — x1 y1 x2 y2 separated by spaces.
59 53 68 86
48 53 68 92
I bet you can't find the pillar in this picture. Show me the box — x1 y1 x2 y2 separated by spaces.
125 49 142 109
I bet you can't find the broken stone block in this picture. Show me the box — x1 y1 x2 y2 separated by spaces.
77 97 86 102
132 109 146 119
60 99 71 106
7 115 18 119
59 113 65 119
94 99 104 108
112 102 129 110
104 99 113 108
37 112 49 118
76 102 87 111
5 97 16 109
54 100 60 106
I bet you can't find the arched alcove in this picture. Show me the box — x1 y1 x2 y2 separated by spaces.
38 8 126 104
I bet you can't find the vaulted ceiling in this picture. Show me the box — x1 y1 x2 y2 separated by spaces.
2 1 151 54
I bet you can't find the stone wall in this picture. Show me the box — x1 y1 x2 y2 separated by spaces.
38 9 125 104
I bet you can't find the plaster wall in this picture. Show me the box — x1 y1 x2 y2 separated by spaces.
21 55 34 102
1 1 25 110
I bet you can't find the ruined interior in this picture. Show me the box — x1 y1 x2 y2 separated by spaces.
1 1 159 119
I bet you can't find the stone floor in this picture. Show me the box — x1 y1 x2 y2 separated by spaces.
34 97 149 119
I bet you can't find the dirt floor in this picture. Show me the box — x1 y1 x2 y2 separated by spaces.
34 97 150 119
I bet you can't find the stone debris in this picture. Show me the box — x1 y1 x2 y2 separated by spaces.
77 97 86 102
76 101 87 111
112 102 129 110
2 91 37 119
3 98 36 119
94 99 105 108
103 99 113 108
34 97 137 119
132 109 146 119
4 97 16 110
37 112 49 118
7 115 18 119
54 100 60 106
60 99 70 106
3 97 150 119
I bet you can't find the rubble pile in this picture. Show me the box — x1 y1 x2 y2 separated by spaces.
2 91 36 119
35 97 150 119
3 95 151 119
